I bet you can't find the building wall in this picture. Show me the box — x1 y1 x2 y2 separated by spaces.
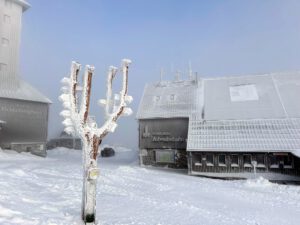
139 118 189 168
189 152 300 176
0 0 24 89
0 98 49 149
139 118 189 150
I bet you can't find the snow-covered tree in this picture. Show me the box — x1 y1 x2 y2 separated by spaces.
59 59 132 224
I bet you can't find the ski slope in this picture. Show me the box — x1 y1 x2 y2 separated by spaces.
0 147 300 225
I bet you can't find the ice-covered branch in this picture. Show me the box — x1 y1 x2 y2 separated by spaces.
59 59 132 224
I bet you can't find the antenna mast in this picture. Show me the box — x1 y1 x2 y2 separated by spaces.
189 61 193 79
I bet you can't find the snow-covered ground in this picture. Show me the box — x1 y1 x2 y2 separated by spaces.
0 147 300 225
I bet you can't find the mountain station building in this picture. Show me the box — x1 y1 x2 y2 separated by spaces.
137 72 300 181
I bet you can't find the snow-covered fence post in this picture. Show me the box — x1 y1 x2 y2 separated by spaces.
59 59 132 224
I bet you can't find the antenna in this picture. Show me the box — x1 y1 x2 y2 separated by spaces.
160 68 164 82
175 70 180 81
189 61 193 79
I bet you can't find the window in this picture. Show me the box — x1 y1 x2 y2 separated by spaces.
155 150 175 163
243 154 252 167
231 154 239 167
206 154 214 166
3 15 11 24
218 154 226 166
1 38 9 46
169 94 176 101
269 154 279 168
154 96 160 102
256 154 266 168
0 63 7 72
256 154 265 164
194 154 202 166
284 155 292 168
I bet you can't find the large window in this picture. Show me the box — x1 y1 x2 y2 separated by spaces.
243 154 252 167
206 154 214 166
218 154 226 166
284 155 292 168
231 154 239 167
269 155 279 168
256 154 265 168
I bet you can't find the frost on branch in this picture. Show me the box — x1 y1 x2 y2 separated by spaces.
58 59 132 224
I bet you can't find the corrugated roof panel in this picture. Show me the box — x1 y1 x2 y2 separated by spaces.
187 118 300 152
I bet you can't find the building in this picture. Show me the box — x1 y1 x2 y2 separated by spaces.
137 72 300 180
0 0 51 156
47 131 82 150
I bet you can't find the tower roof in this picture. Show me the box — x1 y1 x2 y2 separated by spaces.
11 0 30 12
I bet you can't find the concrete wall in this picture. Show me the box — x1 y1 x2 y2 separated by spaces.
0 98 49 149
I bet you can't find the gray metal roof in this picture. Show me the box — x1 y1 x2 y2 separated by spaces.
137 71 300 120
203 72 300 120
136 79 202 119
187 118 300 152
0 79 52 104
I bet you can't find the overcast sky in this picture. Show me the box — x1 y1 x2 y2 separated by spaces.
19 0 300 148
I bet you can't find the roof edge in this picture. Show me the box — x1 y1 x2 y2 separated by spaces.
11 0 30 12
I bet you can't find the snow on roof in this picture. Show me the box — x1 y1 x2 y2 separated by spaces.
11 0 30 11
136 79 202 119
137 71 300 120
0 79 52 104
203 73 290 120
0 120 5 124
187 118 300 152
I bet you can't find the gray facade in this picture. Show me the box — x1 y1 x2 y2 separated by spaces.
0 98 49 145
139 118 189 168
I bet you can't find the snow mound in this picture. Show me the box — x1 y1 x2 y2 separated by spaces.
245 176 273 188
